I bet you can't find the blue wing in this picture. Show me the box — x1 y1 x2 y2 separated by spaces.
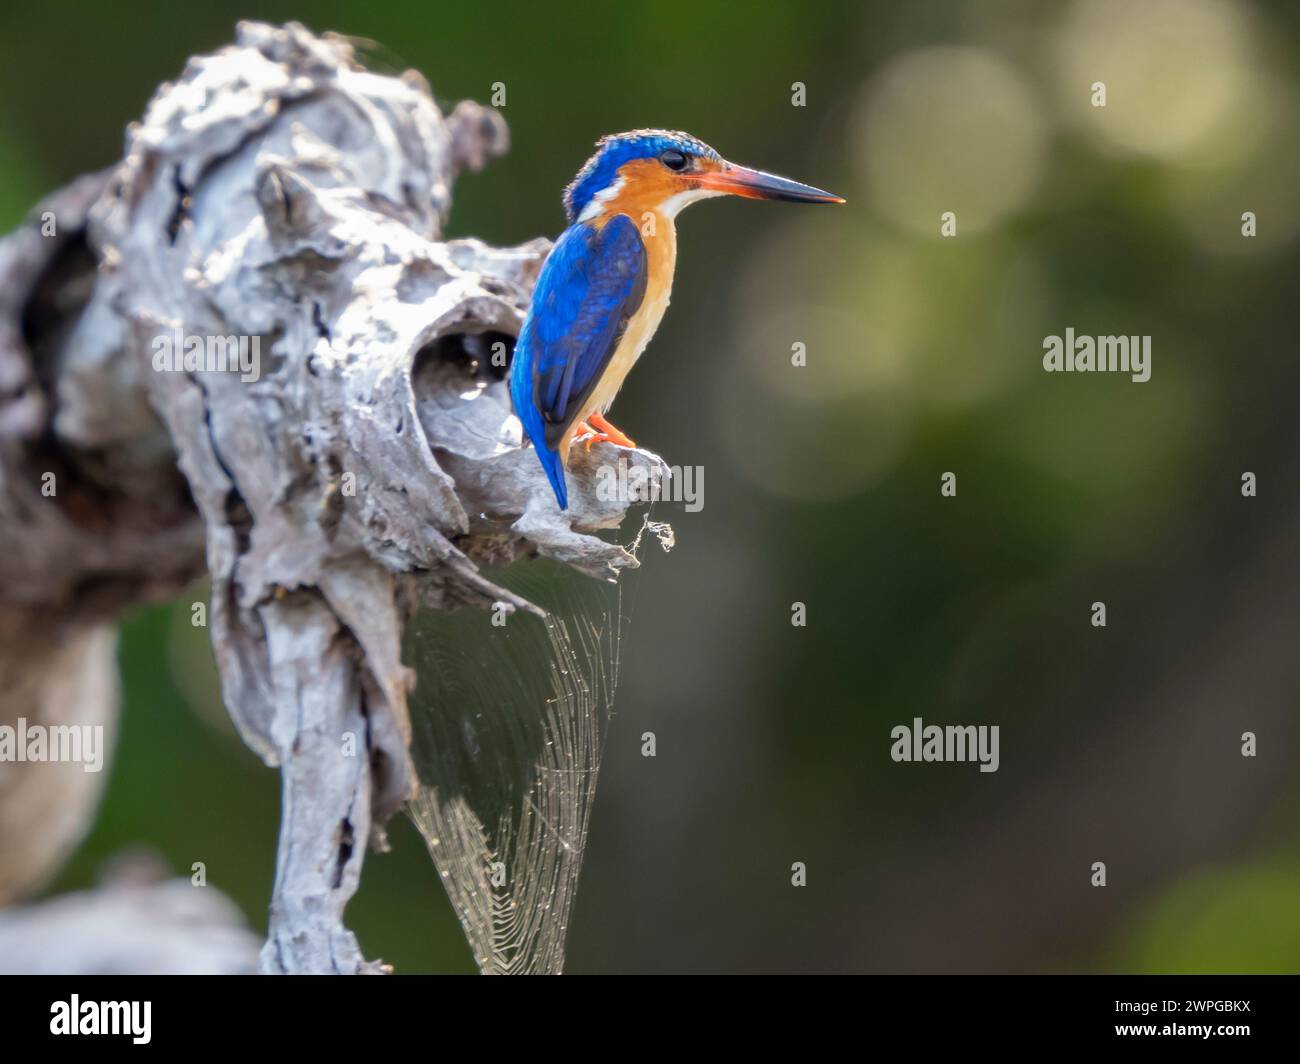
510 215 647 509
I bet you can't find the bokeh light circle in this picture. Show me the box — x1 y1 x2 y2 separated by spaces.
853 46 1048 237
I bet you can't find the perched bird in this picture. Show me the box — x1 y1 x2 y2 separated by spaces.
509 130 843 509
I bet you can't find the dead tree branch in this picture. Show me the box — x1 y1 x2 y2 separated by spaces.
0 21 665 973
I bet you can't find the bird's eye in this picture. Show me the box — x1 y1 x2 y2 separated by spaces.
659 148 688 172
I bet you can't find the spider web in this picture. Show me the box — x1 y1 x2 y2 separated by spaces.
405 517 670 974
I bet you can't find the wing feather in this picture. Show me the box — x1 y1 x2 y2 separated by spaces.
524 216 648 449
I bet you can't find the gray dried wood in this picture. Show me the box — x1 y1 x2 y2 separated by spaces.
0 21 665 973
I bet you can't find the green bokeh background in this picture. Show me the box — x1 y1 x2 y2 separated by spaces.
3 0 1298 972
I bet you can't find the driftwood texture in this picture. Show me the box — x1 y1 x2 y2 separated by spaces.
0 22 665 973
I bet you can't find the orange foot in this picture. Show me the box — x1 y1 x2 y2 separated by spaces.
581 412 637 451
570 420 604 452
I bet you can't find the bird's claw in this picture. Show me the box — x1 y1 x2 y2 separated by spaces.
587 412 636 448
571 414 637 451
579 431 617 451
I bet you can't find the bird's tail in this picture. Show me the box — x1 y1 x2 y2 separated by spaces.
537 443 569 510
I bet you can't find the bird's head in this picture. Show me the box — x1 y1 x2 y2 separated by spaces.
562 129 844 224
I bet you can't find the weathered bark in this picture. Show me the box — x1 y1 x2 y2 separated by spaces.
0 21 664 972
0 856 260 975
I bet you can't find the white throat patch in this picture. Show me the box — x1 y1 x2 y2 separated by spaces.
658 187 726 219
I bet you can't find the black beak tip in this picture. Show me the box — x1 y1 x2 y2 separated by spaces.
776 182 845 205
789 191 845 206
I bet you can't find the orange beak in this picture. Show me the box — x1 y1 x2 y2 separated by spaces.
693 162 845 204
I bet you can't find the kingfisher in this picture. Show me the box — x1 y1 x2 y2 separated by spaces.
509 130 843 509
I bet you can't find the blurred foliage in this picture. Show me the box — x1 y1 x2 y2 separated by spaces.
6 0 1299 972
1120 859 1300 974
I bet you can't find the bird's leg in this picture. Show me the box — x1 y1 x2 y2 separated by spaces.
585 412 636 449
571 420 595 440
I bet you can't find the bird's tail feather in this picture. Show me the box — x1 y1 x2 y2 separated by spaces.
537 444 568 510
